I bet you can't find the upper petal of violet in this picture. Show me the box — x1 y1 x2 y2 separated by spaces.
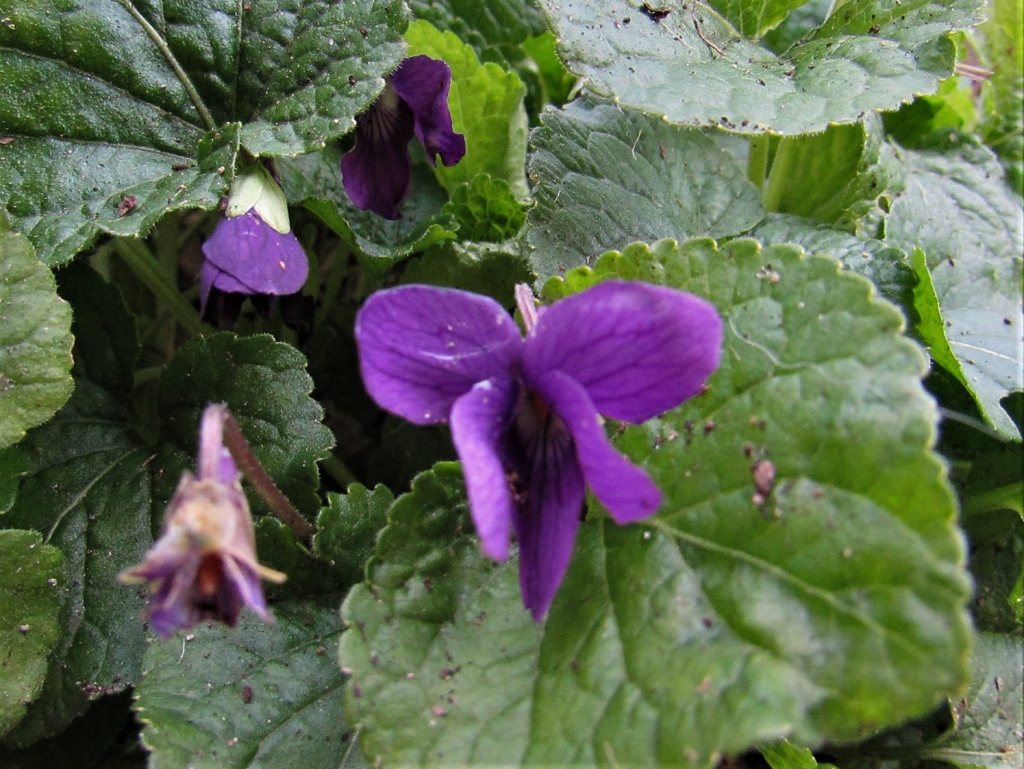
355 285 523 425
200 211 309 306
523 281 722 423
389 55 466 168
340 85 416 220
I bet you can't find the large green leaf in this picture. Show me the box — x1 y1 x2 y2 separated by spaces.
156 332 333 521
536 0 981 135
1 265 152 746
528 100 764 278
313 483 394 587
0 231 73 449
406 20 529 199
923 633 1023 768
885 142 1024 440
341 238 972 766
137 601 365 769
747 214 914 312
0 530 65 737
0 0 407 265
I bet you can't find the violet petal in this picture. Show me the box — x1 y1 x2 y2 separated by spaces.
450 377 519 561
201 211 309 296
523 281 722 423
340 86 416 219
355 285 523 425
510 412 586 621
532 370 661 524
389 55 466 167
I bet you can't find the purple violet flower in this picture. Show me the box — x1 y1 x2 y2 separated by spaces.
355 281 723 619
341 55 467 220
119 404 285 637
200 168 309 315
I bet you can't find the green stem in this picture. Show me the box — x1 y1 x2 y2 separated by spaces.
747 134 770 191
114 237 205 338
321 453 359 490
760 136 796 212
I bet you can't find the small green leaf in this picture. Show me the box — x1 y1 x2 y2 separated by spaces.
528 100 764 279
978 0 1024 194
0 231 73 450
761 739 835 769
521 32 578 106
537 0 982 135
0 530 64 738
136 601 364 769
156 333 333 520
1 265 152 746
443 174 528 242
885 142 1024 439
0 447 29 515
253 517 346 599
406 20 529 198
313 483 395 586
923 633 1024 768
0 0 407 264
342 238 972 766
706 0 812 40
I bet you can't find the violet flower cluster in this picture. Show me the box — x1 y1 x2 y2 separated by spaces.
355 281 722 618
119 405 285 637
341 55 466 219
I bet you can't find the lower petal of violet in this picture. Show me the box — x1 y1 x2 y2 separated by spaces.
388 55 467 167
532 369 661 524
200 211 309 302
508 389 587 620
450 376 520 561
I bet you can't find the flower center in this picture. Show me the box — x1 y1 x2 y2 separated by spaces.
507 388 573 509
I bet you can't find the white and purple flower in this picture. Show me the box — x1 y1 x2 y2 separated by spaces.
354 281 722 619
341 55 466 220
119 404 285 637
200 167 309 315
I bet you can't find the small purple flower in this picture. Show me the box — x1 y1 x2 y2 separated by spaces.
354 281 722 619
201 168 309 315
341 55 467 220
119 405 285 637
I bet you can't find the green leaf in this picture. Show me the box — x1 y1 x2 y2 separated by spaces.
923 633 1024 768
761 0 831 53
339 464 542 767
0 0 407 265
706 0 812 40
313 483 395 586
978 0 1024 194
399 238 535 308
747 214 914 312
761 739 836 769
962 506 1023 633
521 32 578 106
884 78 980 148
136 601 365 769
253 517 345 600
1 265 152 746
0 447 30 515
406 20 529 198
0 530 64 737
536 0 982 135
885 142 1024 440
156 332 333 520
528 100 764 279
342 238 972 766
0 231 73 449
407 0 548 62
443 174 528 242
